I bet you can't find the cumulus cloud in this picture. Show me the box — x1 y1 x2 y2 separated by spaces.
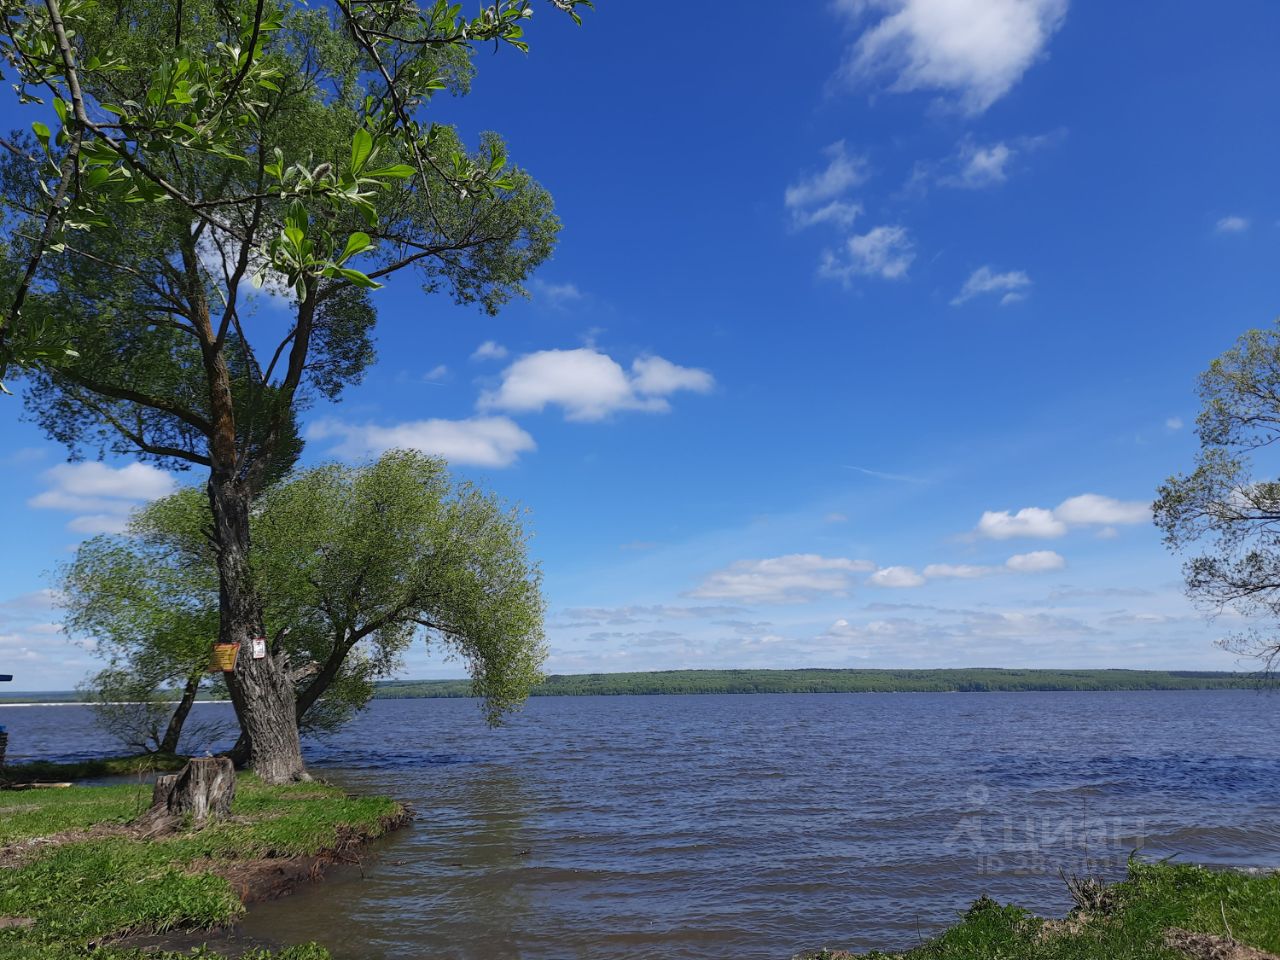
975 506 1066 540
951 266 1032 306
690 554 875 604
1005 550 1065 572
1214 215 1249 234
309 416 536 468
835 0 1070 114
479 348 713 422
868 565 927 588
471 340 509 362
975 494 1150 539
820 225 915 282
29 462 177 535
1053 494 1150 526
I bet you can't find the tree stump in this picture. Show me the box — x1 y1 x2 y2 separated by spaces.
135 758 236 832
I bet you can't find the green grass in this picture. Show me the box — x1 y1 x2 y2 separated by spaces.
830 861 1280 959
0 775 405 960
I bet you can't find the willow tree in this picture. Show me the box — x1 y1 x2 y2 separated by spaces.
64 451 546 755
0 0 583 780
64 489 218 754
1155 322 1280 672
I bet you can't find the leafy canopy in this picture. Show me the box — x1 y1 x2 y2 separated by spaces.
1154 322 1280 670
0 0 588 391
62 450 547 731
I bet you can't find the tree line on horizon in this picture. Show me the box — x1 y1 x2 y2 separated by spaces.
371 667 1271 699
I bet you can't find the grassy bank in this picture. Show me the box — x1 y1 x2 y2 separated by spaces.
0 771 407 960
804 862 1280 960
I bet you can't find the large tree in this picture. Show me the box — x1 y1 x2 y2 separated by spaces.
0 0 581 780
1155 322 1280 672
64 450 547 754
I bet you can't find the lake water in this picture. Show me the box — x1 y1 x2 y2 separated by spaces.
4 691 1280 958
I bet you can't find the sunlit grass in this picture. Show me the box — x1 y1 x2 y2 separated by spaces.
0 774 404 960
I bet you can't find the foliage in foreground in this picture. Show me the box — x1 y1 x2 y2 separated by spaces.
829 862 1280 960
0 777 401 959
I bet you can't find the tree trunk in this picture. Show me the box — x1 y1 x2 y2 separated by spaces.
136 757 235 831
224 730 250 769
158 670 201 755
208 471 308 783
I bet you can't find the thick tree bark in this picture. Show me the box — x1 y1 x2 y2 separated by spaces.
208 470 308 783
136 757 236 832
158 670 201 755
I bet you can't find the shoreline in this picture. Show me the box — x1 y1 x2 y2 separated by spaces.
0 764 409 959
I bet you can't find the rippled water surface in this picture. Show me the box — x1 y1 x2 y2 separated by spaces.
5 691 1280 959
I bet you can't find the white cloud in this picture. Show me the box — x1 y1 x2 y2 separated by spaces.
631 355 716 397
951 139 1012 187
690 554 875 604
923 563 995 579
951 266 1032 306
824 512 850 524
38 462 175 501
793 200 864 230
785 141 870 212
835 0 1070 114
1053 494 1150 526
820 225 915 282
29 462 177 535
975 493 1150 539
868 565 927 588
530 278 585 307
1005 550 1065 572
975 506 1066 540
471 340 509 362
479 348 713 422
1215 215 1249 234
422 364 449 382
1165 417 1184 431
309 416 536 468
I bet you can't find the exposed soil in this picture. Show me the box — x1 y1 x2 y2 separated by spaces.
203 811 411 904
0 820 140 869
1164 928 1280 960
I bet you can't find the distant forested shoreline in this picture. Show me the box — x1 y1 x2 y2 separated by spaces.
372 668 1272 698
4 668 1272 705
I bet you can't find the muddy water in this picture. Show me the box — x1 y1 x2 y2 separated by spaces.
7 691 1280 959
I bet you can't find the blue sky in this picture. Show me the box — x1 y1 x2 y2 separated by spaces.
3 0 1279 688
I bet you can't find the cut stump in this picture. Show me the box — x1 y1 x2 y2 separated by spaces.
134 757 235 833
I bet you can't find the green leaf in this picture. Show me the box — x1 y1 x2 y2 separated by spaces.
330 267 378 289
366 164 416 180
338 232 372 263
349 129 373 174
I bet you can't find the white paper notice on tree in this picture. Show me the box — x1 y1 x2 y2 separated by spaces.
251 639 267 660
